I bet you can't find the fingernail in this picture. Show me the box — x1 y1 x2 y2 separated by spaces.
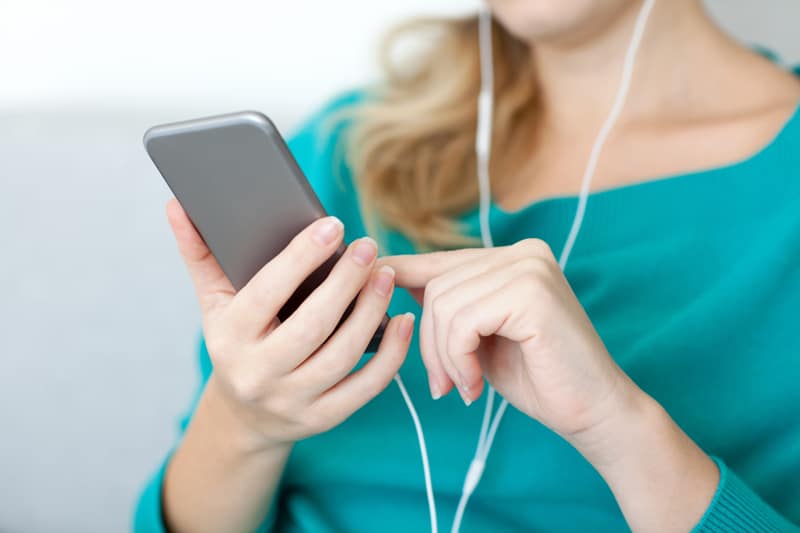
457 371 473 406
312 216 343 246
429 377 442 400
398 312 415 341
352 237 377 266
457 370 470 392
372 265 395 297
459 385 473 407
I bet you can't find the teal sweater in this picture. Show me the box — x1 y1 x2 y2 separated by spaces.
135 81 800 532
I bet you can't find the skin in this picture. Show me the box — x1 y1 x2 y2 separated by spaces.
379 243 718 532
162 1 800 532
163 205 414 532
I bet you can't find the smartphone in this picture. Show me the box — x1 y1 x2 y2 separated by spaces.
143 110 387 353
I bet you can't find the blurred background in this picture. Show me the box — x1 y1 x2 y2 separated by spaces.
0 1 798 531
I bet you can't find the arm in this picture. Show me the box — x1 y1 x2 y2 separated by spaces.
381 241 799 532
146 202 411 533
161 376 291 533
581 385 798 532
574 384 719 532
135 91 387 533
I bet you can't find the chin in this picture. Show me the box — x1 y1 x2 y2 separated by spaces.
486 0 638 44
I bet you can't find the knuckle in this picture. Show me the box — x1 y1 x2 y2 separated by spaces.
205 328 235 362
429 291 442 315
284 229 330 270
265 391 297 420
449 310 471 340
515 237 553 258
512 251 549 277
278 311 328 351
359 351 402 400
281 239 308 269
425 277 446 300
299 312 332 347
430 289 453 319
228 371 264 404
545 255 562 275
521 268 544 290
517 257 545 276
364 371 392 399
315 351 350 381
304 406 336 433
384 341 407 372
448 314 474 356
332 257 371 293
291 224 317 251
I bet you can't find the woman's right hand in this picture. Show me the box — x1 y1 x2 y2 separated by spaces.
166 198 415 453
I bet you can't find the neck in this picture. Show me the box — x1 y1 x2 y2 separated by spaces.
527 0 735 131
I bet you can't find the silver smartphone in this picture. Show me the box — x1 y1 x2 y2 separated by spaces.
143 111 387 353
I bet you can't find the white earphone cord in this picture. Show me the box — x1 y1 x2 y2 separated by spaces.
451 2 658 533
394 2 656 532
394 374 438 533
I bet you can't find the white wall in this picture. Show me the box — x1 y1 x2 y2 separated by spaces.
0 0 478 123
1 0 799 125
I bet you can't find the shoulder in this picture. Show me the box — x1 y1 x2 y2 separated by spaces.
709 53 800 169
757 63 800 156
740 62 800 208
738 49 800 111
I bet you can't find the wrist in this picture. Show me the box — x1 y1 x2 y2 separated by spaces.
569 377 718 532
163 375 293 533
566 374 653 469
204 374 294 458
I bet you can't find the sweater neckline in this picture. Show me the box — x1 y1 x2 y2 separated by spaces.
490 98 800 219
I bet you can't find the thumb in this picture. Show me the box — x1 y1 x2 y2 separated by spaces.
166 198 235 316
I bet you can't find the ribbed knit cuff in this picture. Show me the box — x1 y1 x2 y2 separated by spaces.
692 456 798 532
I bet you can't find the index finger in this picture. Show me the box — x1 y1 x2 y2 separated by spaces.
227 215 345 339
377 248 490 288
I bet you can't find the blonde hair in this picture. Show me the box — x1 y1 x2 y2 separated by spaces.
338 14 539 250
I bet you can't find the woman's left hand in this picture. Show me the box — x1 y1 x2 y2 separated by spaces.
379 238 636 441
380 239 720 532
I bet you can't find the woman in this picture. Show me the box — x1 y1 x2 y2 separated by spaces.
135 0 800 531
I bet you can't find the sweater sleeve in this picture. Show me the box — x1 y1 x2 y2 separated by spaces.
691 456 799 533
132 91 367 532
132 334 221 533
692 58 800 533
